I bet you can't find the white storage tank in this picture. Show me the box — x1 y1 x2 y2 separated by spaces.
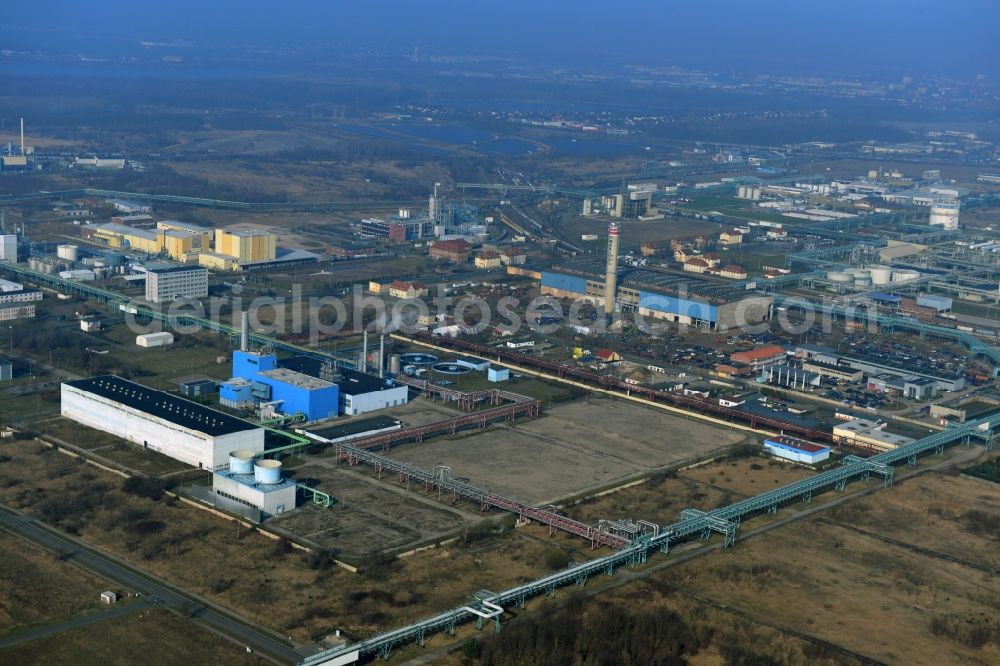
827 271 852 283
57 244 80 262
868 266 892 285
929 202 960 230
229 450 256 474
892 269 920 283
254 459 282 485
389 354 401 375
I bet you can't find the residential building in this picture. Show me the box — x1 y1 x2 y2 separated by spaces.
500 248 526 265
388 280 428 299
474 250 502 269
429 239 472 263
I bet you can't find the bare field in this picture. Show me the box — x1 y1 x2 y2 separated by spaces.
0 608 268 666
0 440 581 642
390 398 746 504
270 465 466 558
668 511 1000 666
0 537 109 636
680 456 816 497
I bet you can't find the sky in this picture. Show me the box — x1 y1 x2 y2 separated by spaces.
5 1 1000 78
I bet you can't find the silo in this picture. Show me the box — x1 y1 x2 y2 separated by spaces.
229 449 256 474
389 354 401 375
57 244 80 262
929 202 959 230
254 459 282 485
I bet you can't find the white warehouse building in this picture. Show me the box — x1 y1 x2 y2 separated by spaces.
61 376 265 470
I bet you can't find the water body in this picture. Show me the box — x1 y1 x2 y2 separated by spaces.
546 138 647 158
474 137 539 156
388 124 494 145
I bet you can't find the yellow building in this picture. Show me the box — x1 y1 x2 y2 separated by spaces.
368 281 389 294
157 221 213 250
474 251 502 270
214 229 277 263
157 230 196 260
94 224 160 254
198 252 237 271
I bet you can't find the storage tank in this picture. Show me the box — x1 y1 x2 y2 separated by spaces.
892 269 920 283
229 450 256 474
868 266 892 286
57 244 80 262
389 354 401 375
827 271 852 283
929 202 959 230
254 459 282 485
853 270 871 288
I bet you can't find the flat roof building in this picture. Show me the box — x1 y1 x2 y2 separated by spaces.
145 264 208 303
61 376 265 469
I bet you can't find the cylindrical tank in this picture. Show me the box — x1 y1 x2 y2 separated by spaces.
254 459 282 485
853 270 871 287
892 269 920 283
389 354 401 375
827 271 852 283
57 244 80 262
929 202 959 230
229 450 256 474
869 266 892 285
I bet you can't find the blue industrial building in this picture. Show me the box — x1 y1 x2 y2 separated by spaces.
227 350 338 423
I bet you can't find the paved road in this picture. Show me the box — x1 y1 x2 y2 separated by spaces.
0 598 150 649
0 504 302 664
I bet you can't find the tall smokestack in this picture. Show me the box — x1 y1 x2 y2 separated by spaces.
361 329 368 372
378 333 385 378
20 118 24 156
240 311 249 352
604 222 620 321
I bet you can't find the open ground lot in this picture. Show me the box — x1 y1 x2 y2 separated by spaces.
270 465 467 559
0 608 268 666
388 397 747 504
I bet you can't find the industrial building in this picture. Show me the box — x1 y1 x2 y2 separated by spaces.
429 239 472 263
795 345 964 393
0 235 17 262
337 369 409 415
225 349 339 423
539 267 773 330
763 436 830 464
0 304 35 321
210 451 297 518
0 289 41 304
144 265 209 303
61 376 265 470
106 199 151 214
214 229 277 263
831 418 915 452
730 344 787 372
156 220 213 250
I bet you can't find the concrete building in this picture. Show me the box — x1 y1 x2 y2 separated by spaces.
831 418 914 452
388 280 428 299
719 230 743 245
730 345 787 372
197 252 237 272
0 235 17 262
61 376 265 470
0 304 35 322
487 366 510 382
106 199 151 214
156 220 212 250
337 369 409 416
429 239 472 263
539 267 772 331
145 265 208 303
254 368 340 422
95 223 160 254
763 436 830 464
474 250 502 269
500 248 526 265
211 454 296 518
136 332 174 348
214 229 277 263
110 214 155 228
0 289 40 304
801 360 864 383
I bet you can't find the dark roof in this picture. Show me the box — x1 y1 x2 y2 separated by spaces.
337 368 398 396
146 264 206 275
280 356 401 396
64 375 259 437
307 415 401 441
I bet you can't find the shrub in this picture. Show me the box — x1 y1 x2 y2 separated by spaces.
543 548 570 570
